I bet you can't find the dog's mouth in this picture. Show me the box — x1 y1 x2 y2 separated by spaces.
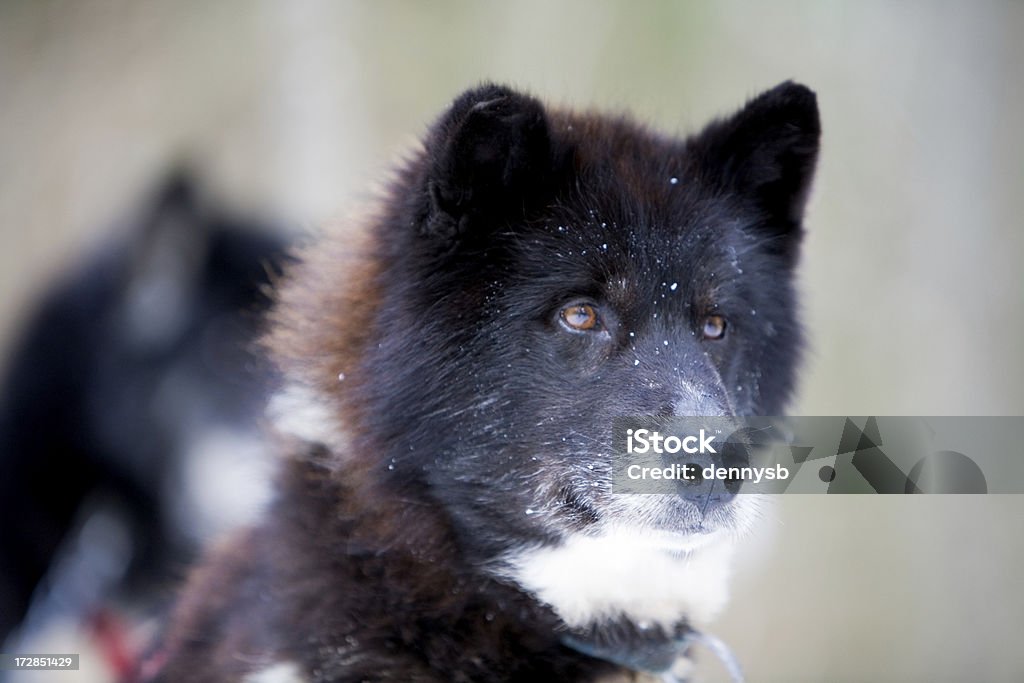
551 490 739 541
550 483 765 557
617 525 724 556
633 507 741 544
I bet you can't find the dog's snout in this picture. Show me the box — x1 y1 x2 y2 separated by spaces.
665 430 750 513
673 380 731 418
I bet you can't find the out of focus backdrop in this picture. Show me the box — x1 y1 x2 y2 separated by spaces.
1 2 1022 682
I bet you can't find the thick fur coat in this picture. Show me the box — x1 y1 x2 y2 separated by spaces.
150 82 820 682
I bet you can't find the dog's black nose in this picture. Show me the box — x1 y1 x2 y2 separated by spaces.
668 434 749 513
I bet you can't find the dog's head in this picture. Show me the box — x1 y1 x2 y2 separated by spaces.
271 82 819 632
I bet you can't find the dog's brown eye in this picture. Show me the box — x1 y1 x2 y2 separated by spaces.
702 315 727 340
561 303 600 331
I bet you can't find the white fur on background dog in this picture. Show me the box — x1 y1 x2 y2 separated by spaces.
243 661 308 683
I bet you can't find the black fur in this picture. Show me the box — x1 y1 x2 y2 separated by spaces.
0 174 286 643
419 84 565 245
153 82 820 682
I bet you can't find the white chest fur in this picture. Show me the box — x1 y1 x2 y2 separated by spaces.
499 530 737 629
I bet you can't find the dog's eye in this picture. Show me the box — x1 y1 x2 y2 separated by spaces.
701 314 727 340
560 303 600 332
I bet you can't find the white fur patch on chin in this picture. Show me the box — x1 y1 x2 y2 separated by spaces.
267 384 347 450
244 661 308 683
500 529 737 629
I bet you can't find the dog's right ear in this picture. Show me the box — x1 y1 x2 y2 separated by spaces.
418 84 557 245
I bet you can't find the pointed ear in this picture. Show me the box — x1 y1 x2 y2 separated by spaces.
691 81 820 256
121 172 210 345
419 84 557 244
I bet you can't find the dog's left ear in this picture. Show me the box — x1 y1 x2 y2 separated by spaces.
691 81 820 259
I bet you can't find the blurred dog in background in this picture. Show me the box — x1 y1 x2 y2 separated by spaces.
0 173 289 677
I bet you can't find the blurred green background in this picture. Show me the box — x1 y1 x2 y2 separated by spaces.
1 2 1022 681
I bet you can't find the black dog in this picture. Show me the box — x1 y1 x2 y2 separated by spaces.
0 174 287 652
152 82 819 682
